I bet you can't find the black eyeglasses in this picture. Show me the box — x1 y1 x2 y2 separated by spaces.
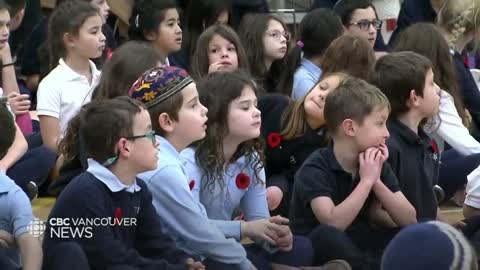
348 20 383 31
126 130 156 145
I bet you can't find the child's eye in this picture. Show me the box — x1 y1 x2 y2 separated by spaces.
227 47 236 52
210 49 217 53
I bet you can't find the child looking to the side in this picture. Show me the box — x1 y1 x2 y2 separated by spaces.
129 0 182 66
37 0 105 152
44 96 204 270
371 51 441 222
290 77 416 269
131 66 255 270
182 71 322 269
260 72 347 217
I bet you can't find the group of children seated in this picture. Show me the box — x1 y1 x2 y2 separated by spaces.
2 0 480 269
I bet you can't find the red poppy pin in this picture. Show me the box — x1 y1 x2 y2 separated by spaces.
267 132 281 148
430 139 438 154
189 180 195 191
114 208 122 226
236 173 250 189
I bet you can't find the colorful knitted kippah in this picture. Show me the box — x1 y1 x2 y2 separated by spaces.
128 66 193 108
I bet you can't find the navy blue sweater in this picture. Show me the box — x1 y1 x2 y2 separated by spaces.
43 172 190 270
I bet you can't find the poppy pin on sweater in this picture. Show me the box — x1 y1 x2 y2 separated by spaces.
267 132 282 148
236 173 250 189
114 208 122 226
189 180 195 191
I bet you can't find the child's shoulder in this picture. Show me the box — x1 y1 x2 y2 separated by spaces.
0 173 24 198
180 147 196 163
58 171 107 201
297 147 332 175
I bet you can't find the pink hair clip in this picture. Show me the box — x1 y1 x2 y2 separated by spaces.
296 40 304 48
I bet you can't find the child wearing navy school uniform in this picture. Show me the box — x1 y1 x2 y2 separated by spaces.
371 52 441 221
289 77 416 270
130 66 256 270
43 97 204 270
181 71 342 270
260 72 346 217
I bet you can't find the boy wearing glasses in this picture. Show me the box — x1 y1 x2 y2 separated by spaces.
131 66 256 270
333 0 384 50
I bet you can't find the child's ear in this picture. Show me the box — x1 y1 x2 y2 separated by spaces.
117 138 131 158
158 112 174 132
144 30 157 42
407 89 420 108
341 119 355 137
63 32 76 49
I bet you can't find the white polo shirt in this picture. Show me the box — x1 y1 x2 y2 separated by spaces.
467 166 480 209
37 59 101 137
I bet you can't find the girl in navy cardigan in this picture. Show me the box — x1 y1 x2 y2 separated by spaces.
259 72 347 217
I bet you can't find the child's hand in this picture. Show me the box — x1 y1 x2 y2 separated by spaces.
0 230 14 248
7 92 30 115
185 258 205 270
378 143 389 163
266 186 284 211
359 147 382 186
272 224 293 252
241 218 282 245
208 61 228 74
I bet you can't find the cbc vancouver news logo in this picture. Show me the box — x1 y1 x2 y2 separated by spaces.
28 218 46 237
28 209 138 239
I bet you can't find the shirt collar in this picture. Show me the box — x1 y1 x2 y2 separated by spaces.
0 173 16 193
158 135 179 158
58 58 101 83
325 143 345 173
387 118 427 145
301 58 321 76
86 159 141 193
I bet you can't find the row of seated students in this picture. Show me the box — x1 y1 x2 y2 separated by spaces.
2 0 480 269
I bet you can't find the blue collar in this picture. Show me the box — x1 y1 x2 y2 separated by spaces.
158 135 180 158
87 159 141 193
301 58 321 76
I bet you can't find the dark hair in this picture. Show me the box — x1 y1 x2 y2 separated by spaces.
4 0 24 16
324 76 390 134
191 24 249 80
393 23 468 125
59 97 145 164
333 0 378 26
195 70 264 192
0 97 15 159
277 8 343 95
148 90 184 137
238 13 289 92
92 41 163 101
281 72 348 140
47 0 99 70
321 34 376 81
128 0 178 41
371 51 433 118
182 0 232 65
